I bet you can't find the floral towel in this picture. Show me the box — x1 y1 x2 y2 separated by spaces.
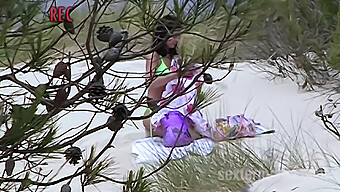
213 114 274 141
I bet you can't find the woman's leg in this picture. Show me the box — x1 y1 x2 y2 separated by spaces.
143 108 152 137
143 108 164 137
143 118 151 137
143 118 165 137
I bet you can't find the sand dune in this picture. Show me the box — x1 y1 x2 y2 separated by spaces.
1 59 339 191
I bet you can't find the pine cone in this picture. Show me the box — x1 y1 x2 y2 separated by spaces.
104 47 120 62
106 116 123 131
93 56 102 66
60 184 71 192
109 31 123 47
89 81 106 97
64 146 82 165
113 104 129 121
96 26 113 42
203 73 213 84
63 21 75 34
5 158 15 176
53 62 68 78
106 104 129 131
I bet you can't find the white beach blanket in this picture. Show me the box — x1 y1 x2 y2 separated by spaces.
131 124 274 164
132 137 214 163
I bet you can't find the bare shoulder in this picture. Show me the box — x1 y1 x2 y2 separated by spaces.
146 52 160 61
145 52 161 78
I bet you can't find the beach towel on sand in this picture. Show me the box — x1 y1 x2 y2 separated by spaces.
133 59 274 163
132 137 214 164
132 117 274 164
213 114 275 141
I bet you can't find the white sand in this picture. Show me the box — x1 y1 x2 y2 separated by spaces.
249 167 340 192
1 59 340 191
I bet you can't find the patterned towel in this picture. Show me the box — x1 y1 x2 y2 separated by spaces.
132 120 274 163
213 114 275 141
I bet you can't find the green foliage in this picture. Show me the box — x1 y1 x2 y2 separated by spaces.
193 86 222 113
148 135 340 192
26 31 54 69
329 4 340 70
83 146 116 186
148 142 272 192
123 168 152 192
0 85 60 154
1 86 44 146
0 1 56 67
239 0 340 92
317 0 339 22
0 0 252 191
178 2 251 65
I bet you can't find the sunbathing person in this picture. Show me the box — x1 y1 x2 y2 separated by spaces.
143 15 273 147
143 14 183 136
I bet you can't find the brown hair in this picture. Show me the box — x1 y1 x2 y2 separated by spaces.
152 15 182 58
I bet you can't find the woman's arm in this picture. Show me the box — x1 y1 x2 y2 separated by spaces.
145 53 160 80
146 52 179 99
148 72 178 99
149 72 178 89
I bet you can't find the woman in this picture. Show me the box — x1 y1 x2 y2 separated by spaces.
142 15 271 147
145 15 182 100
143 15 213 147
143 14 182 137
